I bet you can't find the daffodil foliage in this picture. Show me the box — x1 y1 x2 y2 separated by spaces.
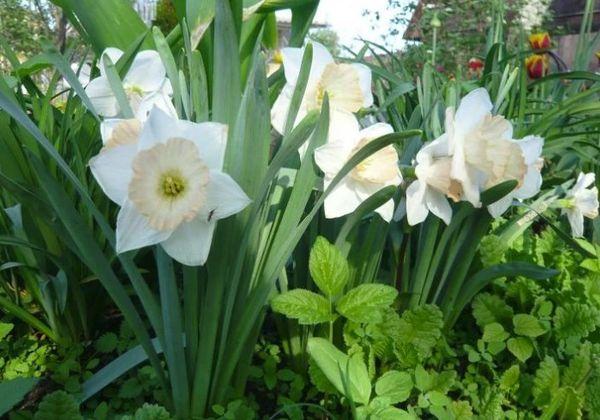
0 0 598 418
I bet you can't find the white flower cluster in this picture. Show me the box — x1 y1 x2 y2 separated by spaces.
519 0 552 32
84 43 599 266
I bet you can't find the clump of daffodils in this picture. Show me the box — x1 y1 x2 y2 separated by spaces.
402 88 544 225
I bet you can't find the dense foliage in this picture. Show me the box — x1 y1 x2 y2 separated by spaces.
0 0 599 419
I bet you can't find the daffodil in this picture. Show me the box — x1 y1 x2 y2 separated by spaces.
487 136 544 217
561 172 599 238
271 42 373 148
89 108 251 266
85 48 174 120
446 88 529 209
404 136 460 225
314 123 401 222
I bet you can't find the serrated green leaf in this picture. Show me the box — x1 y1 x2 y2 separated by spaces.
513 314 546 338
507 337 533 363
533 357 560 407
271 289 333 325
308 358 337 394
337 284 398 323
553 303 600 340
395 305 443 358
472 293 514 328
499 365 520 391
482 322 509 343
375 370 413 404
309 236 350 297
34 391 82 420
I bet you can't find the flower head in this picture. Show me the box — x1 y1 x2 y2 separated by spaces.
314 123 401 222
529 32 551 51
85 48 174 120
89 108 251 266
525 54 549 79
271 42 373 150
404 136 459 225
561 172 599 238
468 58 484 77
487 136 544 217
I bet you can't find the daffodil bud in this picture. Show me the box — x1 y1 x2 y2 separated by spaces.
430 13 441 28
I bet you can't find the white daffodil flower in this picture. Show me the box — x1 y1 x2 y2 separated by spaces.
89 108 251 266
561 172 599 238
446 88 533 209
271 42 373 147
405 136 460 225
85 48 174 120
487 136 544 218
314 123 402 222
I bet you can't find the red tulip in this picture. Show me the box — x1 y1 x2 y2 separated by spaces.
529 32 551 51
525 54 549 79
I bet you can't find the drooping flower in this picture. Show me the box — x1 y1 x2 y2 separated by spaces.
314 123 402 222
85 48 174 120
561 172 599 238
487 136 544 217
529 32 551 51
525 54 549 79
271 42 373 148
404 136 460 225
89 108 251 266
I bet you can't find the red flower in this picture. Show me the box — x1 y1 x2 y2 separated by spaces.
529 33 551 51
468 58 484 77
525 54 549 79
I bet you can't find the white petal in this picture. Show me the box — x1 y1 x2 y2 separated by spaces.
201 170 251 220
323 178 362 219
352 63 374 108
271 84 294 135
138 108 228 170
514 166 542 200
85 76 118 117
328 108 360 144
100 119 126 145
454 88 493 136
358 123 394 141
518 135 544 165
566 209 585 238
375 199 395 223
416 134 450 163
314 142 353 175
425 188 453 224
573 172 596 193
99 48 124 75
116 200 172 253
576 187 599 218
89 144 137 205
450 149 482 207
487 193 514 218
135 84 177 122
161 218 216 266
281 42 333 86
125 50 167 92
406 180 429 226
